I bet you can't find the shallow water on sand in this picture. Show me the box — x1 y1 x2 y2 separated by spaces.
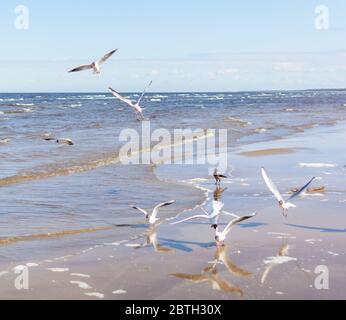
0 91 346 299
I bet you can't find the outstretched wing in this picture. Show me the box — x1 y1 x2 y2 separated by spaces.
261 167 284 202
69 64 93 73
222 213 257 237
287 177 316 201
131 206 148 217
137 80 153 105
109 87 133 106
170 214 211 225
98 49 118 64
152 200 175 220
222 211 240 219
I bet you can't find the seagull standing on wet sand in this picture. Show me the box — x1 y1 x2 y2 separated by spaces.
109 81 152 121
68 49 118 74
213 169 227 185
261 167 315 217
131 200 175 225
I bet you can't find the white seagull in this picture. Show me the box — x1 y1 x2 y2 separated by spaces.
68 49 118 74
261 167 315 217
215 213 257 245
131 200 175 225
109 80 152 121
170 200 225 230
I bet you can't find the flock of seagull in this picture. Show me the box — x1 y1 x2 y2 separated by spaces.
67 49 316 246
131 168 316 246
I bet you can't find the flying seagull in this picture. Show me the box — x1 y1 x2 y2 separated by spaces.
131 200 175 225
109 80 152 121
214 169 227 185
69 49 118 74
215 213 257 245
261 167 315 217
170 200 225 229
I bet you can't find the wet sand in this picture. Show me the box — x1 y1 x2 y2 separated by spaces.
0 122 345 300
238 148 296 157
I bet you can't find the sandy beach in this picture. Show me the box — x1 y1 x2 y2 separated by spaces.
0 102 345 299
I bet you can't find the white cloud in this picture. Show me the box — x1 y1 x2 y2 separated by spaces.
274 62 305 72
208 67 240 79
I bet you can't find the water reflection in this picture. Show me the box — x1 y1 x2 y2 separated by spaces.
261 240 297 284
171 245 252 297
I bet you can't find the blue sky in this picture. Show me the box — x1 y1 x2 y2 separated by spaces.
1 0 346 92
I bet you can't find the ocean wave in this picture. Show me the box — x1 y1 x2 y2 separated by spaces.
0 98 24 102
299 163 337 168
15 103 35 107
226 117 252 126
0 226 112 246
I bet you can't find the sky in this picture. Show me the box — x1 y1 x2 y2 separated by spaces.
1 0 346 92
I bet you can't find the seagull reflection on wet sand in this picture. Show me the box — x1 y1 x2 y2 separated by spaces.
136 226 173 253
171 245 252 297
260 239 310 285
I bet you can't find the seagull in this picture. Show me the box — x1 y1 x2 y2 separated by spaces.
170 200 225 229
215 213 257 245
261 167 315 217
109 80 152 121
56 139 74 146
131 200 175 225
68 49 118 74
213 169 227 185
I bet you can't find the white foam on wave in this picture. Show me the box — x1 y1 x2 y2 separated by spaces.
113 289 127 295
85 292 104 299
299 163 337 168
71 273 91 278
48 268 69 273
70 281 92 290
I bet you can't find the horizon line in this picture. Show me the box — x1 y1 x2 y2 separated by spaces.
1 87 346 95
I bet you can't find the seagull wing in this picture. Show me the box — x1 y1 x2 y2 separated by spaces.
109 88 134 107
98 49 118 64
131 206 148 217
222 213 257 237
170 214 211 225
68 64 93 73
137 80 153 105
261 167 284 202
287 177 316 201
152 200 175 220
222 211 240 219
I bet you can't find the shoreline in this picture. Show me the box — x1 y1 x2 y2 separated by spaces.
0 114 345 299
